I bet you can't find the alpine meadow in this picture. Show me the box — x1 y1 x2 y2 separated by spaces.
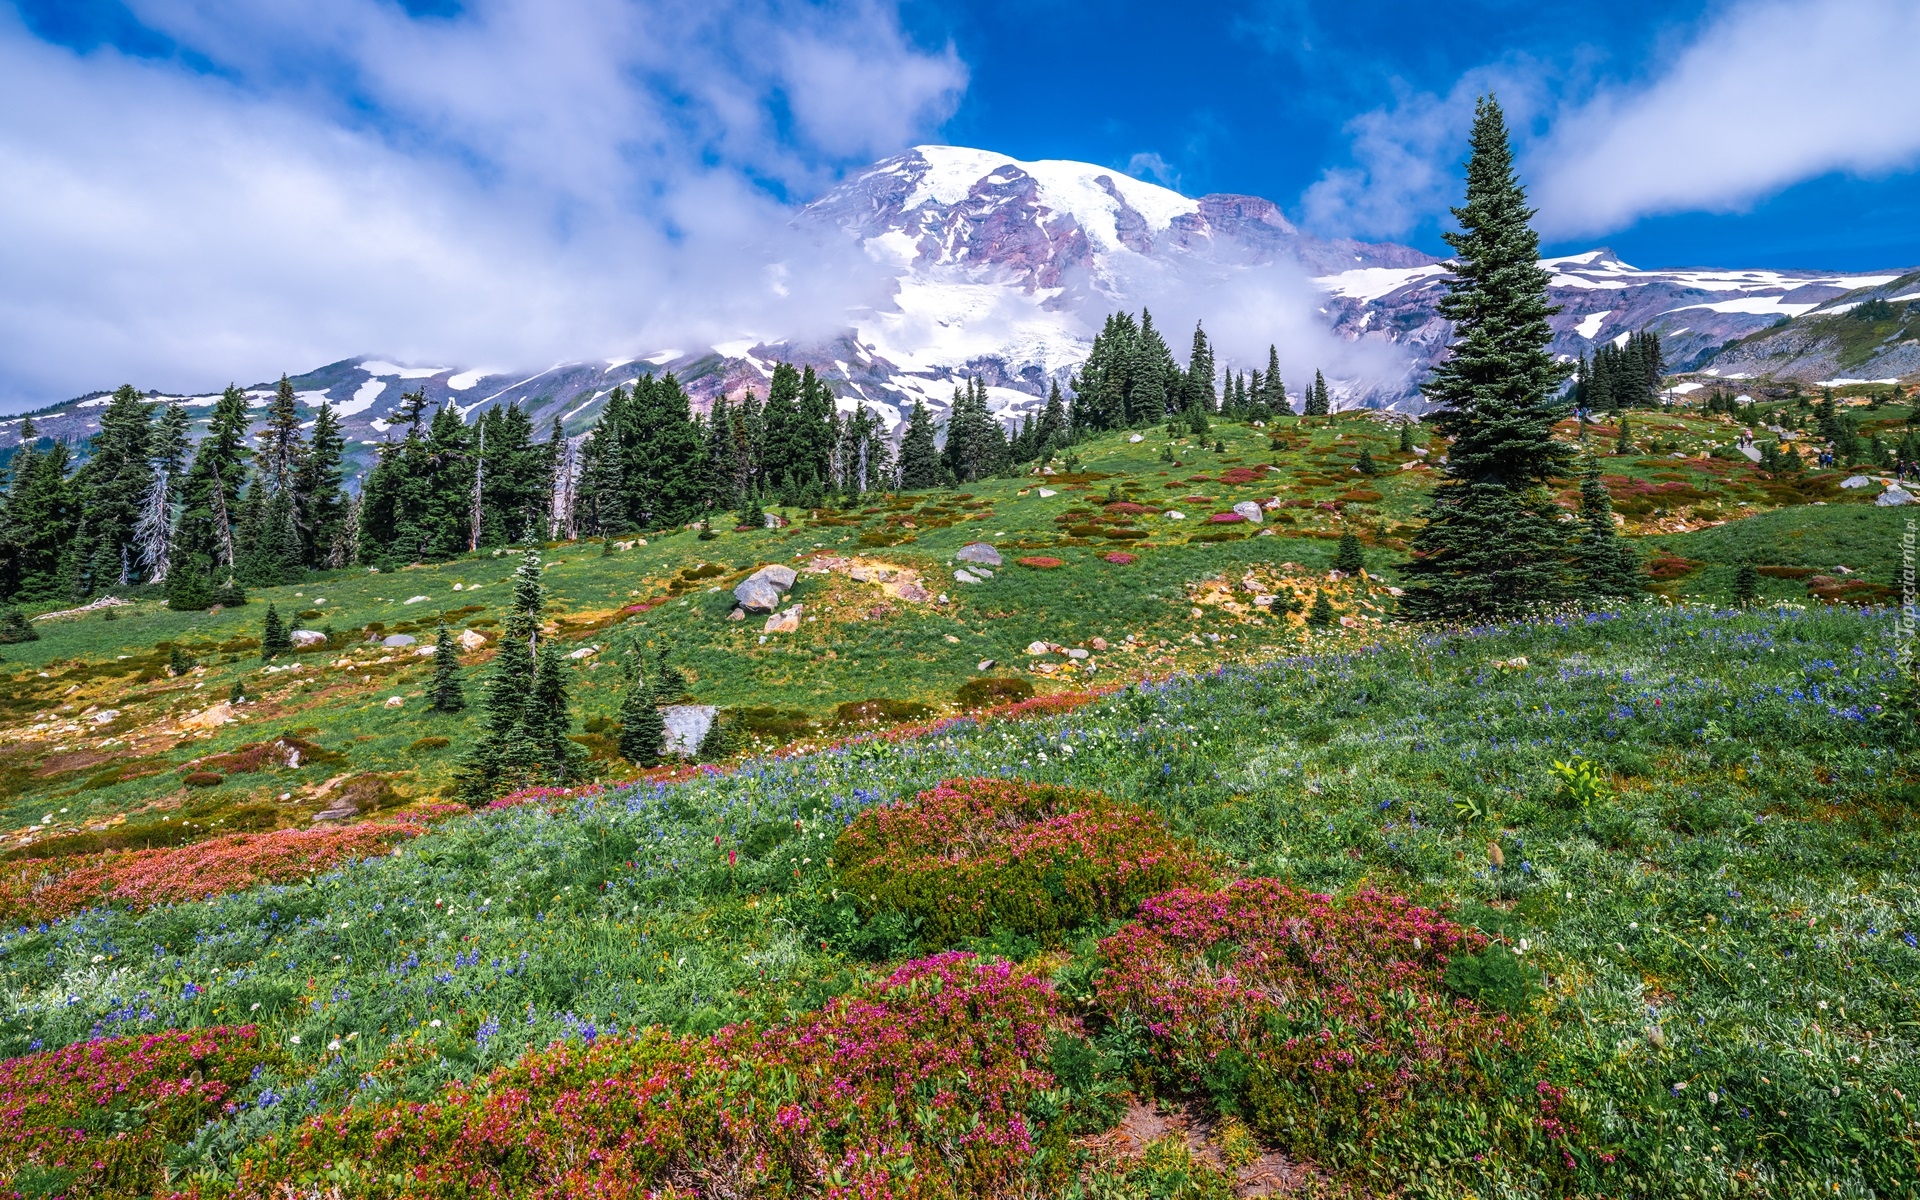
2 17 1920 1200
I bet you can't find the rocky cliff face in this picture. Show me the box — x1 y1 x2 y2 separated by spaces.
5 147 1914 466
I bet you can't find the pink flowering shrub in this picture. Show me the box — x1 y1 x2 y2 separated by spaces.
1103 552 1137 565
237 954 1079 1200
1096 880 1567 1189
1016 555 1065 569
1206 512 1245 523
835 779 1213 945
0 1026 271 1198
0 824 419 926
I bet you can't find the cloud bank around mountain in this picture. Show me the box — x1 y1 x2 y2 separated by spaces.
0 0 965 409
1304 0 1920 243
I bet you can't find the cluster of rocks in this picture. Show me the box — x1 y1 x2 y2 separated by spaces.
952 542 1001 584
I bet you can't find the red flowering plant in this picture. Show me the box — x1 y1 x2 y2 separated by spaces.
237 954 1086 1200
1206 512 1246 524
1094 880 1571 1191
1103 552 1137 565
0 1026 272 1198
1219 467 1265 485
1016 556 1065 569
0 824 419 926
834 779 1214 946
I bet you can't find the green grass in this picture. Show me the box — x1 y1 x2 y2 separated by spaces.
2 601 1912 1197
0 409 1901 844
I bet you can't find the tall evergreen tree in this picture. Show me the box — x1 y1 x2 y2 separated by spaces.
461 552 540 802
260 602 291 659
897 399 943 489
428 624 466 713
1264 345 1287 415
295 401 347 567
259 375 306 495
176 384 251 578
1568 455 1640 602
1182 322 1216 414
617 656 666 767
0 421 76 601
70 385 155 590
1305 371 1331 417
1402 96 1574 621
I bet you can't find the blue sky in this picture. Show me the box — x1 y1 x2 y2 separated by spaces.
3 0 1919 408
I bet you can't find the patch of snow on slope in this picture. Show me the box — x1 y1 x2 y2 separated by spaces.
360 360 448 379
1315 264 1449 301
335 379 388 417
1573 312 1608 340
712 339 760 358
1663 296 1821 318
446 370 488 391
1889 292 1920 303
1670 382 1705 395
646 350 681 365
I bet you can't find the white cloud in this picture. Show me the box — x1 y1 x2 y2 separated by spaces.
1300 67 1546 239
1530 0 1920 236
0 0 966 410
1303 0 1920 244
1125 152 1181 190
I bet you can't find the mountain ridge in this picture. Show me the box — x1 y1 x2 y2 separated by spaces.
3 145 1914 471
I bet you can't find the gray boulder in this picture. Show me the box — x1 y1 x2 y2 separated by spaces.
734 564 798 613
381 633 417 648
1231 501 1264 525
661 705 719 758
1840 475 1874 489
1876 486 1913 507
956 542 1002 567
954 568 982 584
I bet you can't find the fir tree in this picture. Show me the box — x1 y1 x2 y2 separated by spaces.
259 375 307 496
214 575 247 608
70 385 156 590
168 644 194 677
1615 416 1632 456
260 603 291 660
1264 345 1287 416
1334 531 1365 575
524 643 582 780
166 563 212 612
0 607 36 644
0 420 76 602
1731 562 1761 606
1305 371 1331 417
1306 590 1334 629
1399 423 1414 453
1402 96 1574 621
617 664 666 767
428 624 466 713
1182 322 1216 414
176 385 251 577
296 401 346 567
1568 456 1640 602
897 399 944 489
458 550 546 805
1355 447 1377 476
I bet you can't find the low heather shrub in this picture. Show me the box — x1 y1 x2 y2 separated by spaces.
1095 880 1572 1192
238 953 1081 1200
835 778 1212 946
0 823 418 925
0 1026 271 1198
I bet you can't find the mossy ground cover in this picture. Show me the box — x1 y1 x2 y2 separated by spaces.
0 599 1912 1197
2 406 1888 842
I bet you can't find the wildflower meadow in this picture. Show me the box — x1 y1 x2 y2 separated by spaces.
1 601 1914 1198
